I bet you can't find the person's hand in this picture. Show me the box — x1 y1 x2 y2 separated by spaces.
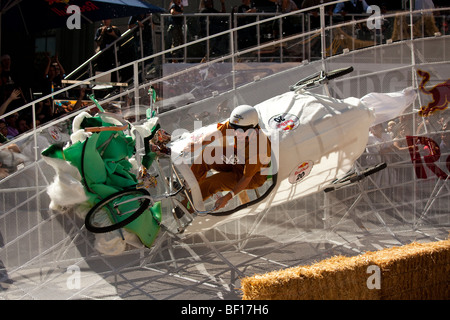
214 193 232 210
8 89 21 102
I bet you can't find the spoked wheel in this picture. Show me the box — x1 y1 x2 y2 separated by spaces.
324 162 387 193
290 66 354 91
85 188 152 233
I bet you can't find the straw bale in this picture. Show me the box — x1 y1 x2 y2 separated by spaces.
241 239 450 300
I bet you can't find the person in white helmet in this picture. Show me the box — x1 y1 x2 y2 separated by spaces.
187 105 272 211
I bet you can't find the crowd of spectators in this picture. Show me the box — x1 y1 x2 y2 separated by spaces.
364 110 450 186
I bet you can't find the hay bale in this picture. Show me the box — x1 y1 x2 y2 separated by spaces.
241 239 450 300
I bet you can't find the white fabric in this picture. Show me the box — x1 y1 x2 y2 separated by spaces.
360 87 417 125
42 155 88 209
184 88 417 233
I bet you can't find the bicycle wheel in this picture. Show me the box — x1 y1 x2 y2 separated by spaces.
290 66 354 91
324 66 354 81
358 162 387 179
338 162 387 184
85 188 151 233
324 162 387 192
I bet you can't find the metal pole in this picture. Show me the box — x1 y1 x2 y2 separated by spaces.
320 5 326 62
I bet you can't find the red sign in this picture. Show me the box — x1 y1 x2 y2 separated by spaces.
46 1 100 17
406 135 449 179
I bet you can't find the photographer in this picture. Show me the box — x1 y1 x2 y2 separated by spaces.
94 19 122 73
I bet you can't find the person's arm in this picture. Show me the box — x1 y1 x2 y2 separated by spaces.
94 27 104 51
44 53 51 77
128 16 137 29
0 89 21 116
54 54 65 77
214 174 253 209
73 87 87 111
171 4 183 15
109 27 121 40
186 128 219 152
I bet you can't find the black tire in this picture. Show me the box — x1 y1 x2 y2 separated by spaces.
85 188 151 233
324 162 387 192
346 162 387 183
290 66 354 91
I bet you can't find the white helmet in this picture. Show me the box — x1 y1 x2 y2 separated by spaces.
229 105 259 129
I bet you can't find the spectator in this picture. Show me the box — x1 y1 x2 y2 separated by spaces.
200 0 226 13
0 54 27 110
276 0 299 37
72 86 88 112
236 0 257 50
278 0 298 13
238 0 257 14
215 99 231 121
4 112 19 139
16 115 30 135
386 120 397 139
168 0 184 62
199 0 229 57
0 121 8 142
440 121 449 152
333 0 371 15
42 53 66 96
252 0 278 12
366 123 394 164
301 0 334 17
0 89 21 117
128 14 153 59
33 98 53 126
391 121 415 161
94 19 122 73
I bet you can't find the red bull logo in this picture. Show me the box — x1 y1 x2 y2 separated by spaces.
417 70 450 117
289 160 313 184
268 113 300 131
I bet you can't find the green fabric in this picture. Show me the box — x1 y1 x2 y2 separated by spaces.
125 202 161 247
42 114 161 248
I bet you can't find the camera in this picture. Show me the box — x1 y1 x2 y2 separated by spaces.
106 27 113 32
